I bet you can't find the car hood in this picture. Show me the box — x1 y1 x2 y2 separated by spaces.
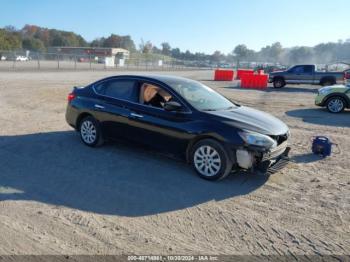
319 85 350 93
207 106 289 135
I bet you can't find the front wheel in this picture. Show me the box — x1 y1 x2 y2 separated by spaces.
79 116 104 147
273 78 285 88
326 96 345 113
191 139 233 181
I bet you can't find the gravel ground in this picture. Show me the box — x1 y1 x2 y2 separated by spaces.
0 70 349 256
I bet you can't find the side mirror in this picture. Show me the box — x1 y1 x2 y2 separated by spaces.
164 101 183 112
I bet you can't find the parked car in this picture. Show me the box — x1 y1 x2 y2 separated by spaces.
315 83 350 113
97 57 106 64
78 57 90 62
269 64 346 88
16 56 29 62
66 75 291 180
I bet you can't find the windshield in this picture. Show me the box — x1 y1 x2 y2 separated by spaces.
164 78 236 111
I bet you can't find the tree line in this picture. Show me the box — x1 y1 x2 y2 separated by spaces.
1 24 350 65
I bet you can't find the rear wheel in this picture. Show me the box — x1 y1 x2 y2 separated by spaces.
326 96 345 113
273 78 285 88
79 116 104 147
191 139 233 181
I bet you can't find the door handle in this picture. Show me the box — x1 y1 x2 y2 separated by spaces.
130 112 143 118
94 104 105 109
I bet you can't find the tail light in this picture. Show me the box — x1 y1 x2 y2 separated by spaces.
345 72 350 80
67 92 76 103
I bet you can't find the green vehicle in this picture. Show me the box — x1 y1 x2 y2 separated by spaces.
315 84 350 113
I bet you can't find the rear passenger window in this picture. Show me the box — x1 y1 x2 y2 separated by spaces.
104 80 138 102
304 66 313 73
94 82 105 94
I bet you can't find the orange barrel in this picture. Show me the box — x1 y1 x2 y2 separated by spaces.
241 74 268 89
259 74 268 89
240 74 252 88
214 69 234 81
237 69 254 80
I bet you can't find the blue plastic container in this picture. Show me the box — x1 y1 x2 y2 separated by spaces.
312 136 333 157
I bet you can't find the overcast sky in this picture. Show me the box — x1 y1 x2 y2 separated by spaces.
1 0 348 54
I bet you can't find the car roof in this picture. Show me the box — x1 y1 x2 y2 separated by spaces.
95 74 193 85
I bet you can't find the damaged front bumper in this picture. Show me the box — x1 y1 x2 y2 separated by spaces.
257 145 291 175
235 141 291 175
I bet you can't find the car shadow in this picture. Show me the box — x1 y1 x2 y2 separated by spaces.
0 131 267 217
266 85 318 93
285 108 350 127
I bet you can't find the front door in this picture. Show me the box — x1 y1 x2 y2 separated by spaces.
125 81 195 155
286 65 314 84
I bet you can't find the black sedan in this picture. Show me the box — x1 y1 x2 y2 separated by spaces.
66 75 290 180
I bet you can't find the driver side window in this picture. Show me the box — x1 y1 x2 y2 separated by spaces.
292 66 304 74
139 82 173 109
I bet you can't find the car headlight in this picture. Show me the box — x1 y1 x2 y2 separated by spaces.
318 86 332 95
238 131 277 149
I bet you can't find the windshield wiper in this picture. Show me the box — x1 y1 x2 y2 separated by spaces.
201 108 218 111
202 105 236 111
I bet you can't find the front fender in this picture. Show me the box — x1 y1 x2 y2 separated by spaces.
322 92 350 107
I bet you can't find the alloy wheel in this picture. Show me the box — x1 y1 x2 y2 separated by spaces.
328 98 344 113
194 145 221 177
274 79 284 88
80 120 97 144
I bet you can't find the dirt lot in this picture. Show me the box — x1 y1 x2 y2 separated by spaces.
0 70 349 256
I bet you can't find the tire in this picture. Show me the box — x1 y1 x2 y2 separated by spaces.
79 116 104 147
273 78 285 88
326 96 345 113
190 139 233 181
321 79 335 87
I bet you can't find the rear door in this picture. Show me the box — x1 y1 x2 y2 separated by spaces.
93 78 138 139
